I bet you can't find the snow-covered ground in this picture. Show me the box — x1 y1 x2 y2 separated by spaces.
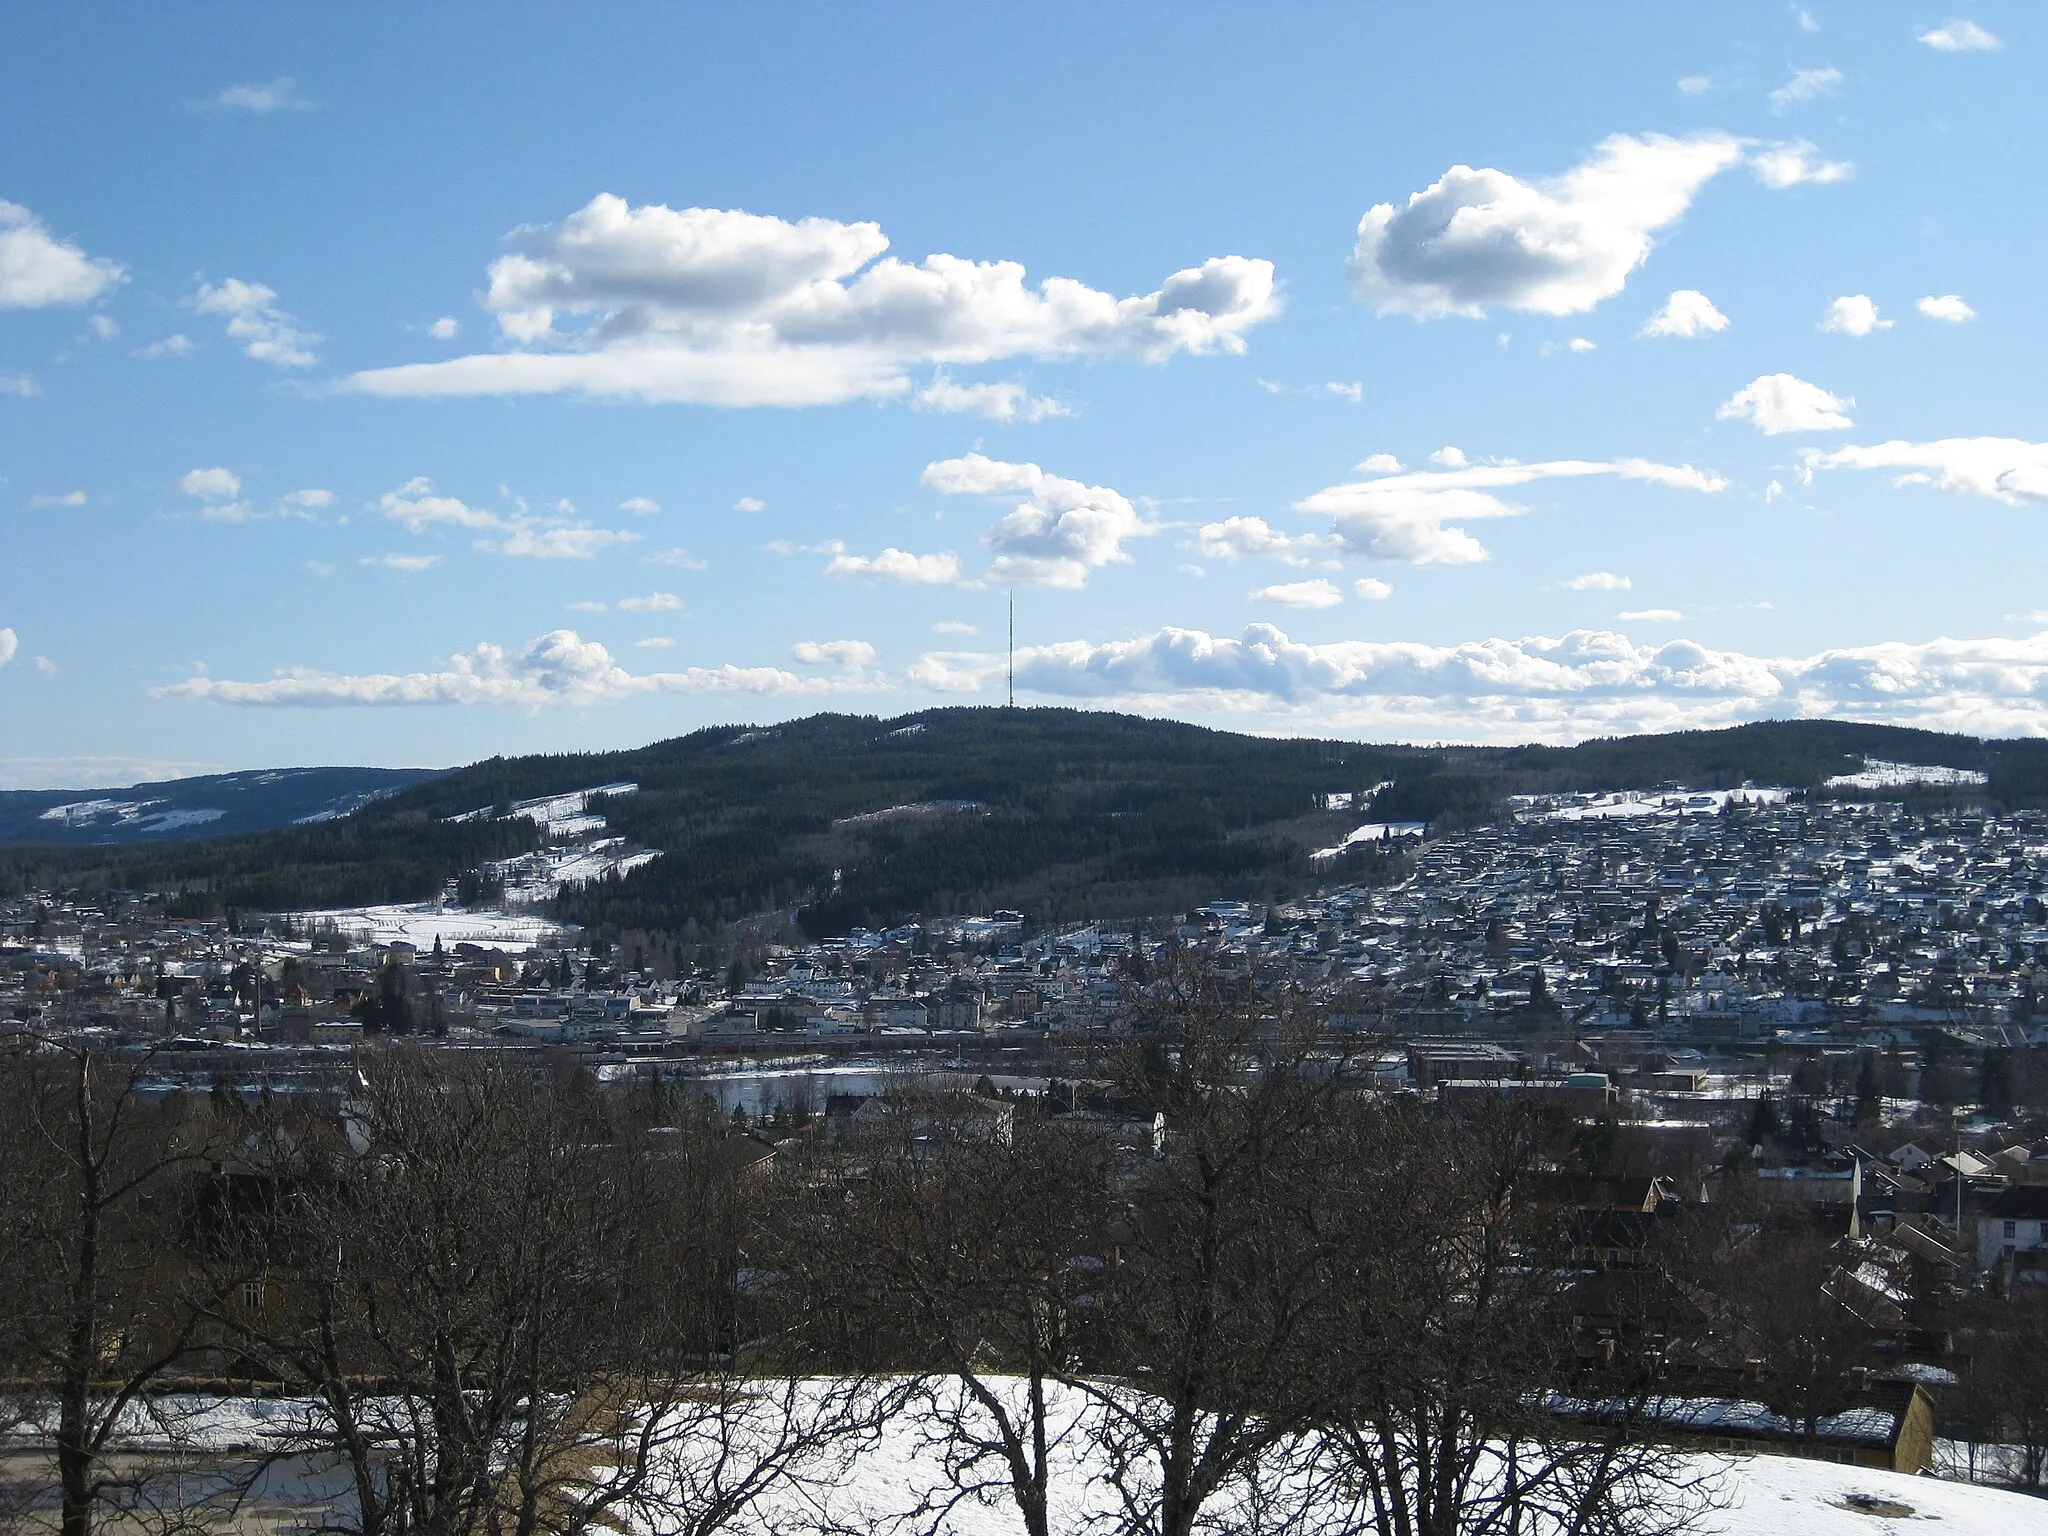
1313 821 1428 860
11 1386 2046 1536
36 798 226 833
1511 787 1793 823
1826 759 1990 792
288 903 572 951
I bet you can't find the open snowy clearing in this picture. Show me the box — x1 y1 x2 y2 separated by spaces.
286 903 572 951
1825 759 1990 792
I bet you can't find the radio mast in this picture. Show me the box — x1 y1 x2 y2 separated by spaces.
1007 589 1014 709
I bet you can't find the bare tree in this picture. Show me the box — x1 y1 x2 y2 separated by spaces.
0 1038 223 1536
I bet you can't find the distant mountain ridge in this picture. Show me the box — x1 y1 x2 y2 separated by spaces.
0 766 443 847
5 712 2046 935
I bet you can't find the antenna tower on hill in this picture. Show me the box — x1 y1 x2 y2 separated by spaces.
1007 589 1015 709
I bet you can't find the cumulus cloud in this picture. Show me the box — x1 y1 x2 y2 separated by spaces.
0 372 43 397
1347 133 1763 318
1918 18 2001 51
907 620 2048 741
1251 579 1344 609
180 467 242 500
915 372 1069 421
619 496 661 514
154 629 874 707
1917 293 1976 323
490 523 637 560
1821 294 1890 336
207 77 310 112
643 546 707 569
1769 66 1843 111
1802 437 2048 504
31 490 87 507
0 201 124 307
825 548 963 584
345 194 1277 406
1564 570 1632 590
1717 373 1853 434
735 497 764 513
1617 608 1685 622
1192 516 1343 568
0 629 15 667
1358 454 1404 473
134 334 193 359
792 639 877 671
1640 289 1729 338
1748 140 1855 188
361 553 442 572
428 316 460 340
194 278 319 366
379 477 501 531
922 453 1151 588
617 591 682 611
1294 454 1727 565
1354 577 1394 601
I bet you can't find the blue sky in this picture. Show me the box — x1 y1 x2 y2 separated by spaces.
2 3 2043 786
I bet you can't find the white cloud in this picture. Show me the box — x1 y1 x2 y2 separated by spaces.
0 629 15 667
922 453 1152 588
635 636 675 649
617 591 682 611
0 201 124 307
1325 381 1363 403
208 77 310 112
825 548 963 584
154 629 871 707
89 314 119 340
1802 437 2048 504
1640 289 1729 338
1357 453 1404 473
194 278 319 366
934 620 979 636
31 490 86 507
345 194 1277 406
134 334 193 359
914 372 1069 421
180 466 242 500
1429 447 1467 468
1918 18 2001 51
1348 132 1750 318
1617 608 1685 622
568 601 608 613
1769 66 1843 111
1677 76 1714 95
643 547 707 569
428 316 460 340
1766 479 1786 502
734 496 765 513
0 372 41 397
360 553 442 572
1917 293 1976 323
619 496 661 514
1354 577 1394 601
1566 337 1596 352
33 655 57 676
489 522 638 560
1798 9 1820 34
905 620 2048 741
1748 139 1855 188
1192 515 1343 568
379 477 501 531
280 488 333 513
1295 454 1727 565
1717 373 1853 434
1563 571 1631 591
1821 294 1890 336
1252 579 1344 609
792 639 877 671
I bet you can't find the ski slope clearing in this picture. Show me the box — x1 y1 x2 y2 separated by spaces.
1826 759 1991 792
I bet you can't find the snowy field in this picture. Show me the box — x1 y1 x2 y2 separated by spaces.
287 903 571 951
15 1386 2046 1536
1825 759 1991 792
1313 821 1429 859
36 798 226 833
1511 788 1793 824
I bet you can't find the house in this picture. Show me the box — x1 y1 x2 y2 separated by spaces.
1978 1184 2048 1284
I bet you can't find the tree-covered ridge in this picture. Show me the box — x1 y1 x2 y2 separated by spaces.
8 709 2048 938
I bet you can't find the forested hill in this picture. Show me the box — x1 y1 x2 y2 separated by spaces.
5 710 2048 936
